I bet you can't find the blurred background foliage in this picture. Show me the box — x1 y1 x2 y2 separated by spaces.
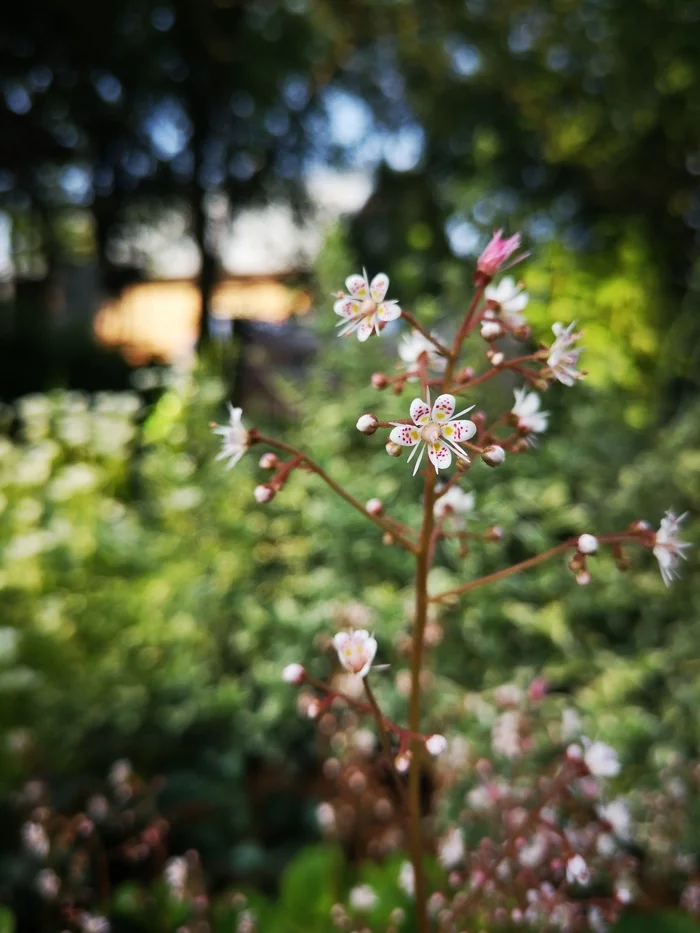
1 0 700 928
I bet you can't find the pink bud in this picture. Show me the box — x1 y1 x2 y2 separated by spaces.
566 743 583 762
282 663 305 685
371 372 388 389
366 498 383 517
258 452 278 470
477 230 523 277
254 484 275 504
482 445 505 468
528 677 548 701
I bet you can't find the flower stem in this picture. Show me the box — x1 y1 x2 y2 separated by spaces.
408 468 437 933
363 679 407 806
252 433 417 553
443 284 486 386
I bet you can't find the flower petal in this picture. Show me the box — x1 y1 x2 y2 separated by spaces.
410 398 431 425
431 394 456 422
389 424 420 446
356 316 375 342
358 636 378 678
377 300 402 322
427 440 452 471
370 273 389 302
443 419 477 443
345 273 370 299
333 632 350 652
334 297 362 319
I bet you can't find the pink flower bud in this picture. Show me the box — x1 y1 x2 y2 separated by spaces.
477 230 523 277
566 743 583 762
258 452 278 470
254 484 275 504
482 445 505 468
356 413 379 435
366 498 383 517
385 440 402 458
282 663 305 685
426 734 448 756
371 372 388 389
577 533 598 554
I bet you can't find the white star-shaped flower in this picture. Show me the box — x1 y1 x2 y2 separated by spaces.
398 329 448 376
653 510 690 587
389 392 476 476
332 629 377 678
211 404 248 469
511 387 549 434
547 322 584 386
566 854 590 886
433 486 475 524
583 738 620 777
333 269 401 342
484 276 529 328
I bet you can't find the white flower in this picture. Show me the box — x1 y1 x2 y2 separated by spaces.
578 534 599 555
349 884 378 912
282 663 305 684
583 739 620 778
433 486 475 524
484 276 529 328
399 861 415 897
22 821 49 858
425 734 448 756
35 868 60 899
511 388 549 434
597 799 631 839
334 269 401 342
316 802 336 831
547 322 584 386
81 915 110 933
653 510 690 587
566 854 590 885
332 629 377 678
519 833 548 868
211 404 248 469
438 827 465 868
398 330 448 375
164 856 188 898
492 711 521 759
389 392 476 476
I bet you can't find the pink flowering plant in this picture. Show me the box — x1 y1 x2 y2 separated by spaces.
212 231 691 932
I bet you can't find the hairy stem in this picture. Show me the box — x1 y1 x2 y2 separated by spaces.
253 433 417 553
408 468 437 933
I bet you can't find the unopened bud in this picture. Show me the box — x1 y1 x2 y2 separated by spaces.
577 534 598 555
481 321 503 341
482 445 505 467
487 350 505 367
533 378 549 392
471 410 487 429
356 413 379 435
385 440 402 458
366 497 383 517
254 484 275 504
282 663 305 685
629 520 651 533
457 366 475 382
395 752 411 773
258 452 279 470
486 525 503 541
307 699 321 719
425 734 448 756
575 570 592 586
371 372 388 390
382 532 395 546
566 743 583 762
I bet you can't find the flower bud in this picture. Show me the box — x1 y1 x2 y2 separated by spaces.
566 743 583 762
513 325 531 341
385 440 402 458
382 531 395 546
366 497 383 517
356 413 379 435
395 752 411 773
258 452 278 470
425 734 448 756
482 445 505 468
481 321 503 341
307 699 321 719
371 372 388 390
487 350 505 367
486 525 503 541
629 519 651 533
254 484 275 503
457 366 475 382
577 533 598 555
575 570 592 586
282 663 305 685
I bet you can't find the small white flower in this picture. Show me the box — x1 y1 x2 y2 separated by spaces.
566 854 590 886
389 393 476 476
485 276 529 328
547 322 584 386
578 534 599 555
398 330 448 375
653 510 690 587
492 711 521 759
211 404 248 469
438 827 465 868
597 799 631 839
334 269 401 342
511 388 549 434
164 856 188 898
583 739 620 778
282 663 305 684
399 861 415 897
349 883 378 912
518 833 548 868
425 734 448 756
22 821 49 858
433 486 475 523
332 629 377 678
35 868 60 899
